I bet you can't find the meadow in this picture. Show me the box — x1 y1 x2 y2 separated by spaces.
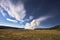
0 29 60 40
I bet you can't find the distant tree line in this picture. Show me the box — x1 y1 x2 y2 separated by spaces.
35 25 60 31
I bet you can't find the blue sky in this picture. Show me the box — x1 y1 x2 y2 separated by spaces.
0 0 60 29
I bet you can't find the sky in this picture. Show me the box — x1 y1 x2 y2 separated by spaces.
0 0 60 29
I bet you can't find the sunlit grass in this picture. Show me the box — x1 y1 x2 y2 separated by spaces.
0 29 60 40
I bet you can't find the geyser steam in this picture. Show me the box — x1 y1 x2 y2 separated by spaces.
24 16 51 30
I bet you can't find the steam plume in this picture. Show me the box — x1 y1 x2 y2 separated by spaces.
24 16 51 30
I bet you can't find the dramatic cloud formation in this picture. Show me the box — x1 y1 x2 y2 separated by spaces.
24 16 51 30
0 0 53 30
0 0 26 22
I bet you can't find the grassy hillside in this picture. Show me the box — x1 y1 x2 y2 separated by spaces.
0 29 60 40
50 25 60 30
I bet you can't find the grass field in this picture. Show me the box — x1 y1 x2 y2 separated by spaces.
0 29 60 40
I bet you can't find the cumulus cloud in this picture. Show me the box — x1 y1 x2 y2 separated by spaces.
0 0 26 21
24 16 51 30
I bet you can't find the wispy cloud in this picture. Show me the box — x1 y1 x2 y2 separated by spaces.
0 0 26 21
6 18 18 23
0 7 6 17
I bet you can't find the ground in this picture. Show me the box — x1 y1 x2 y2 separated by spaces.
0 29 60 40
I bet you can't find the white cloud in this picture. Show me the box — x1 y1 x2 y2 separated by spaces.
24 16 51 30
6 18 18 23
0 0 26 21
0 7 6 17
29 16 33 20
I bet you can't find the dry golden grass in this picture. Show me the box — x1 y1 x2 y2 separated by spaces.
0 29 60 40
